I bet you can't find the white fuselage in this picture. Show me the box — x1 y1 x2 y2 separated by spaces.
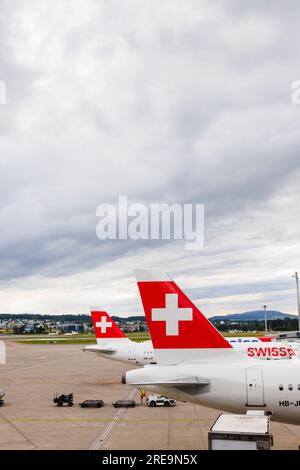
84 338 156 366
125 356 300 424
84 337 296 366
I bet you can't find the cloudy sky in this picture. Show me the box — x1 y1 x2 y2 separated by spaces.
0 0 300 317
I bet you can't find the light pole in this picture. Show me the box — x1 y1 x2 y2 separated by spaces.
292 272 300 331
263 305 268 334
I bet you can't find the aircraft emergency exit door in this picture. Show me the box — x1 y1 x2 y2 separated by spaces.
246 369 265 407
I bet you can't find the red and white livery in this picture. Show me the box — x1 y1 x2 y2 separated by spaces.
84 310 156 366
84 308 295 366
123 269 300 425
136 270 295 363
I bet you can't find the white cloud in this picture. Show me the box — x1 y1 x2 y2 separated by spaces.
0 0 300 315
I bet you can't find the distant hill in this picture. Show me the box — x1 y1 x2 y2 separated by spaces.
0 311 297 324
210 310 297 322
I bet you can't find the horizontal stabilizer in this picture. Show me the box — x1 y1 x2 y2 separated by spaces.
124 376 210 387
84 346 115 355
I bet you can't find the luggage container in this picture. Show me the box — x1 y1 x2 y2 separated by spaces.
208 411 273 450
112 399 136 408
79 400 104 408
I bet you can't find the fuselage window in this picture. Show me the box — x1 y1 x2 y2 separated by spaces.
298 384 300 391
279 384 284 391
288 384 293 391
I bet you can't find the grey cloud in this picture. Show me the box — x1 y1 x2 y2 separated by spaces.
0 1 300 313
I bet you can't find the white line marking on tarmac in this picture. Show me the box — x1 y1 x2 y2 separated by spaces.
89 388 137 450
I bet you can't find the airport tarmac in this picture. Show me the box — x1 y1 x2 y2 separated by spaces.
0 339 300 450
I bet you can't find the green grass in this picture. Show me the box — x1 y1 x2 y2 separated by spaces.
15 330 266 345
16 332 150 345
127 332 150 342
17 338 97 345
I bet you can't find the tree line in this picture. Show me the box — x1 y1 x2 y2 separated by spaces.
213 318 299 332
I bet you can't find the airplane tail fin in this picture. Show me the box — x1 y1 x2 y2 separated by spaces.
135 269 240 365
90 310 128 345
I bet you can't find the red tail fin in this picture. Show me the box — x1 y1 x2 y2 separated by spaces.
136 269 231 350
91 310 126 339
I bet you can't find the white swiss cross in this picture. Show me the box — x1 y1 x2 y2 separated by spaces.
96 316 112 333
151 293 193 336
